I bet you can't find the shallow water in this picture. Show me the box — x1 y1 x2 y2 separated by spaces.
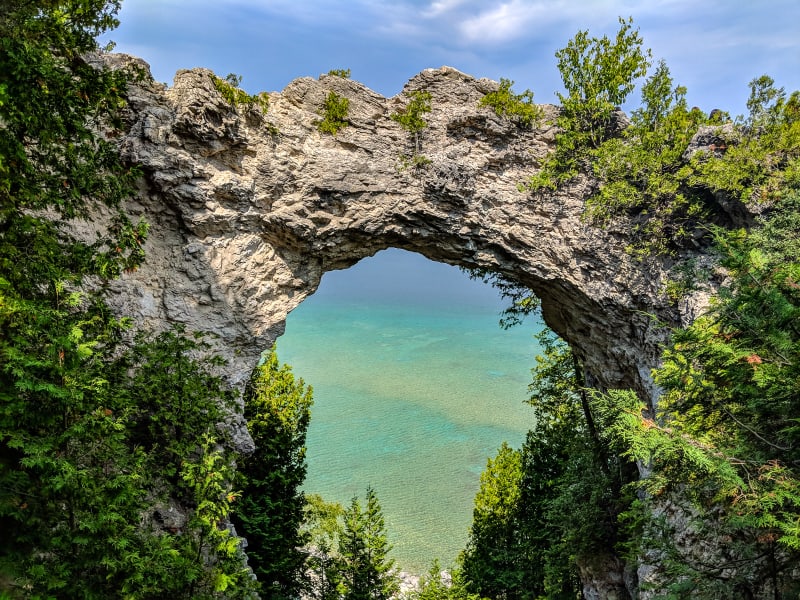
277 249 542 572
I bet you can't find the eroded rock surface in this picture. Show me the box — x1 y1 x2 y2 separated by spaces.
96 53 729 600
110 56 684 403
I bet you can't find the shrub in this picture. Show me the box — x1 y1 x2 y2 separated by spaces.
479 78 542 128
211 73 269 112
316 91 350 135
327 68 351 78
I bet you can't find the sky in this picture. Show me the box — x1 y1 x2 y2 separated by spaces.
103 1 800 293
106 0 800 119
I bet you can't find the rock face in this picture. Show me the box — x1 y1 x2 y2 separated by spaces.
105 55 710 598
112 56 683 398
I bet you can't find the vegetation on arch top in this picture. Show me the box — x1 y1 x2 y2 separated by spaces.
488 16 800 257
208 16 797 260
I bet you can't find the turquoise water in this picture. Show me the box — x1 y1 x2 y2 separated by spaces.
277 250 541 573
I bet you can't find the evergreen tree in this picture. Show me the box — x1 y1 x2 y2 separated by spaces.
304 494 346 600
412 560 481 600
0 3 255 595
390 90 432 158
338 487 398 600
460 443 529 600
0 1 148 594
599 193 800 597
233 346 313 599
460 330 634 600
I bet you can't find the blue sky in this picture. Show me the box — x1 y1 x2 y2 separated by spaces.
108 0 800 117
106 1 800 297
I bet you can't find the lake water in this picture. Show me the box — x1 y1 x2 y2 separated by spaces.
276 249 542 572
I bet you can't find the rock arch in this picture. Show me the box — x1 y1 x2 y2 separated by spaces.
111 56 685 418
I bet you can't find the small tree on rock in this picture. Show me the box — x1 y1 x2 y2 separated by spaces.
337 487 398 600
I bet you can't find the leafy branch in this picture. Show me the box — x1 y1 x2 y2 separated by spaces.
211 72 269 112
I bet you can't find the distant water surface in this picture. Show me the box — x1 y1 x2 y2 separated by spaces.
277 249 542 572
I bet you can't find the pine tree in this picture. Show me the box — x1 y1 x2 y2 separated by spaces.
233 346 313 599
460 443 528 600
304 494 346 600
0 4 256 595
338 487 398 600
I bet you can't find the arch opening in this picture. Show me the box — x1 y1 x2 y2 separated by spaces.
277 248 544 572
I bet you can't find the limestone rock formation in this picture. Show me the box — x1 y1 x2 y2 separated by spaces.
110 55 685 402
100 54 726 598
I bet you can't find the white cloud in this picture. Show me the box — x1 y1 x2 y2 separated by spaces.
458 1 551 44
424 0 469 17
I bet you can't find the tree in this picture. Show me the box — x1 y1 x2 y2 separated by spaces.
459 443 530 600
479 79 542 129
304 494 346 600
530 17 650 189
593 192 800 597
411 560 481 600
232 346 314 599
460 330 636 600
0 3 257 596
0 1 148 594
460 333 586 600
555 16 650 148
317 91 350 135
391 90 432 157
337 487 398 600
587 59 710 255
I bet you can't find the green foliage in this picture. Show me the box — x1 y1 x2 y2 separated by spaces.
657 197 800 468
111 327 235 483
460 443 534 600
391 90 432 157
304 494 346 557
212 72 274 136
0 1 145 273
0 321 254 597
586 60 710 255
232 346 313 599
595 193 800 595
556 16 649 114
0 3 257 596
479 78 542 129
529 17 650 190
0 3 152 593
461 330 635 600
532 19 799 256
337 487 398 600
300 490 399 600
410 560 481 600
179 435 252 599
465 271 541 329
397 153 432 171
687 76 800 206
304 494 346 600
662 258 712 306
211 72 269 112
529 16 798 256
523 332 634 596
317 91 351 135
328 69 351 78
598 69 797 255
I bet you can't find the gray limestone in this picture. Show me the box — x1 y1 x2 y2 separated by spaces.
96 54 748 598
